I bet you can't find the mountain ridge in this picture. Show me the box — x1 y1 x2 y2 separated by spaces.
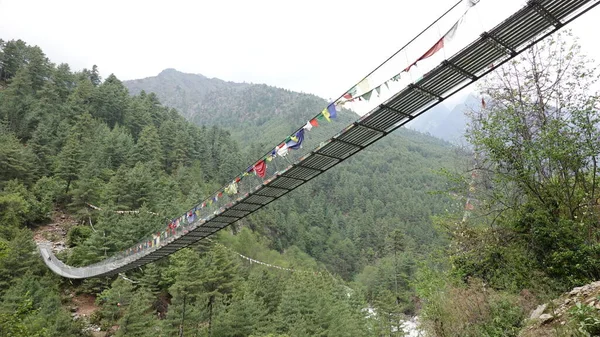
123 68 473 144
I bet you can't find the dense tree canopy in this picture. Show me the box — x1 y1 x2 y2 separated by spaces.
0 38 463 336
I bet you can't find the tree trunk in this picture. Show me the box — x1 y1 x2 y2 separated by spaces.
208 295 214 337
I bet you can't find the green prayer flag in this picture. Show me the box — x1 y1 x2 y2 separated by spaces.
362 90 373 101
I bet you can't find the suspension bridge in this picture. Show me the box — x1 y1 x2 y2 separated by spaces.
39 0 600 279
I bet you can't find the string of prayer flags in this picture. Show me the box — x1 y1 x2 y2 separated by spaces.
254 159 267 178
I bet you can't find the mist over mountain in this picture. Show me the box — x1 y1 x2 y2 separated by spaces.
405 94 480 144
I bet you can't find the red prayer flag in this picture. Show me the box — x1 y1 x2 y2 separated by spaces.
254 160 267 178
405 37 444 72
310 119 319 127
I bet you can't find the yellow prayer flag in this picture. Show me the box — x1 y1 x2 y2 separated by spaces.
322 108 331 122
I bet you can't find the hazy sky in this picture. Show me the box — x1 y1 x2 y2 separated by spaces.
1 0 598 105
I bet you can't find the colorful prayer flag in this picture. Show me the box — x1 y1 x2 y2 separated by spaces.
357 78 370 93
343 86 357 100
362 90 373 102
286 129 304 150
310 119 319 127
277 144 289 157
322 109 331 122
327 103 337 119
404 4 474 72
254 160 267 178
404 38 444 72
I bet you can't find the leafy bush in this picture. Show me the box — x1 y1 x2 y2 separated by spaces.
569 301 600 337
416 267 525 337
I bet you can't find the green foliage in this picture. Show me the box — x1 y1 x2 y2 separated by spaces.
415 32 600 336
0 38 480 336
415 268 524 337
66 225 93 247
116 287 159 337
462 31 600 289
0 132 34 186
569 301 600 336
0 276 87 337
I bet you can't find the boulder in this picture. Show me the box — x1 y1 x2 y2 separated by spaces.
539 314 554 324
530 303 547 320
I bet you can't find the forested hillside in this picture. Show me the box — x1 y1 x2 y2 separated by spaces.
0 38 464 336
125 68 462 309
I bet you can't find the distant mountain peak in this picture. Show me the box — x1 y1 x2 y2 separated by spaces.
157 68 207 79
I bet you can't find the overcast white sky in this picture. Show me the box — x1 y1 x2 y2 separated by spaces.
1 0 598 107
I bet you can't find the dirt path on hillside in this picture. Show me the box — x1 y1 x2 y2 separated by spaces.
34 211 105 334
71 293 98 317
32 210 79 253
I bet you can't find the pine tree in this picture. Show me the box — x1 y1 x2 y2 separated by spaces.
96 277 135 328
134 125 163 166
213 287 271 337
116 287 159 337
200 244 240 337
164 248 206 336
91 73 128 128
55 133 81 194
0 132 34 186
